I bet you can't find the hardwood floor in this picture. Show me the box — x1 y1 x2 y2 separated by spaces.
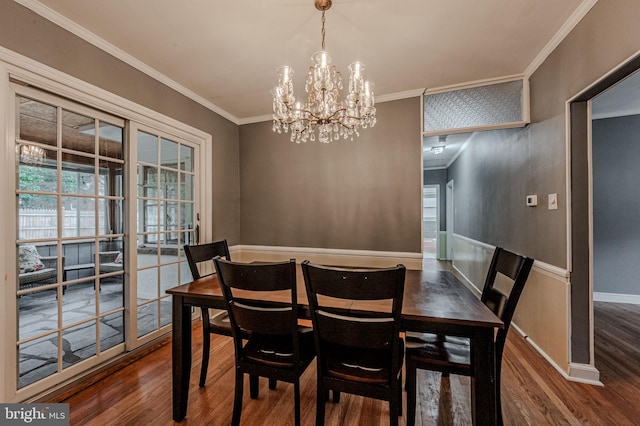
60 262 640 425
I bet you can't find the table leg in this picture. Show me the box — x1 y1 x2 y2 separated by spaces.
471 328 497 425
172 295 192 422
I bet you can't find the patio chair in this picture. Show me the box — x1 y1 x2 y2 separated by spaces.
18 244 64 293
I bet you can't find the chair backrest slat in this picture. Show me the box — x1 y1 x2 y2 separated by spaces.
303 264 401 300
483 287 508 319
231 300 295 335
316 311 396 349
184 240 230 279
480 247 534 358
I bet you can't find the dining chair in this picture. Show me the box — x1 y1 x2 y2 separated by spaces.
405 247 534 426
214 258 315 426
183 240 235 388
302 261 406 426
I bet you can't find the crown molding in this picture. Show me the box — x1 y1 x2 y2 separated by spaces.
238 114 273 125
423 74 525 96
524 0 599 77
375 88 424 103
14 0 240 125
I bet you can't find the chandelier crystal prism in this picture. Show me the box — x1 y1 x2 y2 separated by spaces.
272 0 376 143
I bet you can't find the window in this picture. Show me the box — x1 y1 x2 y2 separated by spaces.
423 77 529 136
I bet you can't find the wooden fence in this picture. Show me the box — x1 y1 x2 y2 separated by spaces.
19 208 105 240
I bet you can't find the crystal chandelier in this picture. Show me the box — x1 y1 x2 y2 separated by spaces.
272 0 376 143
18 143 46 165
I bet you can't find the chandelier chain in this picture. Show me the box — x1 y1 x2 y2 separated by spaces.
321 11 326 50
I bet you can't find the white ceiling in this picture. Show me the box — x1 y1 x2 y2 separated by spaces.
423 133 471 169
20 0 599 170
27 0 590 123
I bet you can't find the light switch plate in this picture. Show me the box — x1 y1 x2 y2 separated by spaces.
526 195 538 206
548 193 558 210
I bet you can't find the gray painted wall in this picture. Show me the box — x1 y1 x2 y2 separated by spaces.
239 98 422 253
445 0 640 363
423 169 448 231
446 120 566 266
0 0 241 244
592 115 640 296
535 0 640 364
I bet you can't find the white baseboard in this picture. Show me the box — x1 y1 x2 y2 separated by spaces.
568 363 603 385
511 323 602 386
230 245 423 270
593 292 640 305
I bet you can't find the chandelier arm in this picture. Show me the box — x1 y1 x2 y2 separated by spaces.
277 106 368 129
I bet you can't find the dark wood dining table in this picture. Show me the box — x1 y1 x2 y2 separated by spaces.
166 267 503 425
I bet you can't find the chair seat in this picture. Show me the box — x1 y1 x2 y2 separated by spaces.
405 332 471 374
100 262 123 273
326 340 404 385
244 329 315 369
19 268 57 286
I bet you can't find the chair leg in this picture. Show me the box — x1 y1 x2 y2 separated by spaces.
294 381 301 426
249 375 259 399
406 361 417 426
232 369 244 426
199 310 211 387
332 391 340 403
397 372 402 416
269 378 277 390
496 362 504 426
389 399 399 426
316 384 326 426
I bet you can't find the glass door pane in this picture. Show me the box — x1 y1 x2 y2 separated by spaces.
15 92 125 389
135 129 196 339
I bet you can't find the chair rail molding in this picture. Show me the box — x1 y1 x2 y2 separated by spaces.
230 245 422 270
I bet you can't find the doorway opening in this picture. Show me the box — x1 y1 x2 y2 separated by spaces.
423 185 439 258
570 53 640 383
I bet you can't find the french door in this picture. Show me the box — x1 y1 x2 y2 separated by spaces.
130 124 199 344
7 83 204 401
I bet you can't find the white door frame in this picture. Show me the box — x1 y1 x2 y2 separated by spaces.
446 180 454 260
